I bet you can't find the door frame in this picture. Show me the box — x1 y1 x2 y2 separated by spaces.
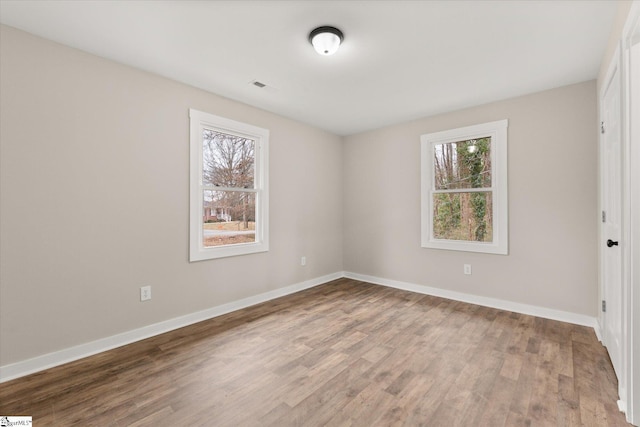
599 2 640 424
620 2 640 423
599 42 627 415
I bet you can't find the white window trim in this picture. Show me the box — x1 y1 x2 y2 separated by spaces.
421 119 508 255
189 109 269 261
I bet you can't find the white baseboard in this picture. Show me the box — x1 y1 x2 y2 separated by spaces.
594 317 604 343
1 270 600 383
0 271 343 383
344 271 599 330
617 399 627 414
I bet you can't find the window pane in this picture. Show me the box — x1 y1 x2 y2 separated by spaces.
434 137 491 190
433 192 493 242
203 129 255 188
203 190 256 247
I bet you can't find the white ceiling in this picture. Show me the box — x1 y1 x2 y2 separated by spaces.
0 0 617 136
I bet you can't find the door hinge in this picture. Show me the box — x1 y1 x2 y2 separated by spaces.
602 211 606 223
602 300 607 312
601 121 605 134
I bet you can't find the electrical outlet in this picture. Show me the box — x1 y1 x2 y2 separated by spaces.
301 256 306 266
140 285 151 301
464 264 472 275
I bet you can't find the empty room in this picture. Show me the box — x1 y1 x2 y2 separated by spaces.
1 1 639 426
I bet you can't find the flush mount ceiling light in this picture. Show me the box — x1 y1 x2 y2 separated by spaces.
309 26 344 56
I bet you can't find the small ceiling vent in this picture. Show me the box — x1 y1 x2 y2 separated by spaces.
252 81 267 88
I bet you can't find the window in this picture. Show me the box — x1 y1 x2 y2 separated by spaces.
421 119 508 254
189 109 269 261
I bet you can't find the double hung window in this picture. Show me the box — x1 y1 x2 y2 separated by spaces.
421 119 508 254
189 109 269 261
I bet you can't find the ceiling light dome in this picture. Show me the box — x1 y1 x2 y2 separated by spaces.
309 26 344 56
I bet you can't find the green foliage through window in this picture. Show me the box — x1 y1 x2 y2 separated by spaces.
432 137 492 242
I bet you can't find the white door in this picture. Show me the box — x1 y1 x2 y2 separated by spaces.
601 57 624 396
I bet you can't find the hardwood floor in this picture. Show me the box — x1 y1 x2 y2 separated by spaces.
0 278 631 426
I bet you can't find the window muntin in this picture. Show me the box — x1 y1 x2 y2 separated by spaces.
421 120 508 254
190 109 268 261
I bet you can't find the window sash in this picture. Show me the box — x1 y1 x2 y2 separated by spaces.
430 191 494 243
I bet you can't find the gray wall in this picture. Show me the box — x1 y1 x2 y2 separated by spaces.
0 25 344 366
343 81 598 316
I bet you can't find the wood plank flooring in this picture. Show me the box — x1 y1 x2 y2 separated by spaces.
0 278 631 426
